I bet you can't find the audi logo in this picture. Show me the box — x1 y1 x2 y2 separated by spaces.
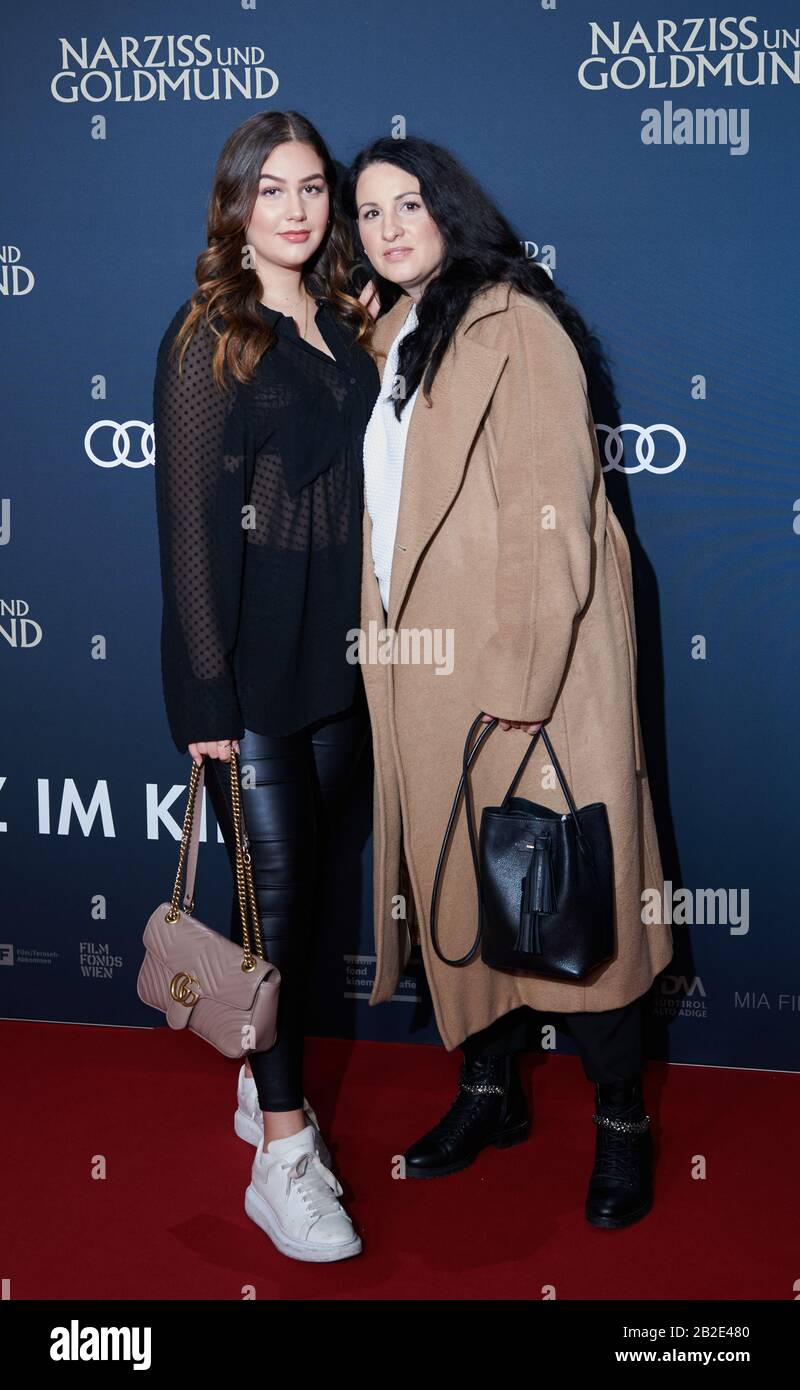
596 423 686 474
84 418 686 476
85 420 154 468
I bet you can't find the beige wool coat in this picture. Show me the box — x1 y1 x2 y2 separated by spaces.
358 280 673 1050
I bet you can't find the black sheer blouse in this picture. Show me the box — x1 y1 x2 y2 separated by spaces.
153 296 381 753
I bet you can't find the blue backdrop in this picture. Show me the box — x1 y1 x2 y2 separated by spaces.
2 1 798 1071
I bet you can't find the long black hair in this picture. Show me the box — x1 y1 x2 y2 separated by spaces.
344 135 595 419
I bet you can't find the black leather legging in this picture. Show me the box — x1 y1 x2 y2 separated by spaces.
203 683 370 1112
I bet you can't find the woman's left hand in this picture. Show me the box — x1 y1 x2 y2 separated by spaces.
481 713 543 734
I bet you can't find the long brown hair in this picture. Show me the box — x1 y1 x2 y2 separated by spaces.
170 110 374 391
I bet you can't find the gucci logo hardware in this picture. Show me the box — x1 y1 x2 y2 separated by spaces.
170 971 200 1007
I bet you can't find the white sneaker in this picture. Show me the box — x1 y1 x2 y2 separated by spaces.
234 1065 331 1168
245 1125 362 1262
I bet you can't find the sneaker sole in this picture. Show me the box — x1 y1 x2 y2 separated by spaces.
244 1182 362 1262
404 1120 531 1179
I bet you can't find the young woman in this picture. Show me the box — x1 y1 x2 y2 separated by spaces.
153 111 381 1262
347 136 674 1229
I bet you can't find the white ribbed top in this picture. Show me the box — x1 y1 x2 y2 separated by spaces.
363 298 420 614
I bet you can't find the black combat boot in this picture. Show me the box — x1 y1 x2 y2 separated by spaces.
403 1051 530 1179
584 1075 653 1229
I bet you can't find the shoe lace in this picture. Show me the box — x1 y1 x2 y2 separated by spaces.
281 1150 344 1221
594 1121 645 1184
429 1089 495 1142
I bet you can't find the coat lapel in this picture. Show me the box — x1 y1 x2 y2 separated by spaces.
366 282 512 631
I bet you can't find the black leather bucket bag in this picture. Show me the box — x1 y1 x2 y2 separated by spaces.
430 713 616 979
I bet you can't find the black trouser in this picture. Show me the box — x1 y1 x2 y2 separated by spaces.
203 683 370 1112
461 995 646 1083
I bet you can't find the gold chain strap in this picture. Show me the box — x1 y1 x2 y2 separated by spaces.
229 750 265 970
165 752 266 973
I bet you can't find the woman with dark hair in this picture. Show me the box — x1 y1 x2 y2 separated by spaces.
153 111 382 1262
346 136 673 1228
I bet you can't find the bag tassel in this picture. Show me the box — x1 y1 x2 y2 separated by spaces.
516 838 556 954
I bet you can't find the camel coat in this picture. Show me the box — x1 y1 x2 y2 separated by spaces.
359 280 673 1050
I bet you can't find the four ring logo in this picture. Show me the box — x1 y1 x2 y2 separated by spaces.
596 423 686 474
85 420 154 468
84 417 685 475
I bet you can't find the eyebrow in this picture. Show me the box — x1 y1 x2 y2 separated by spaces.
258 172 325 183
357 190 420 211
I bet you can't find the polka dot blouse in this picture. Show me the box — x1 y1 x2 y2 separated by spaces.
152 296 381 752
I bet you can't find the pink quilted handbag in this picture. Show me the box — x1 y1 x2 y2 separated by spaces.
137 752 281 1058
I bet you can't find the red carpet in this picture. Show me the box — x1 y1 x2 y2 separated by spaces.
1 1020 796 1300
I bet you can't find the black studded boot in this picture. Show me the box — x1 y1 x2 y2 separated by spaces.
403 1051 530 1179
584 1075 653 1229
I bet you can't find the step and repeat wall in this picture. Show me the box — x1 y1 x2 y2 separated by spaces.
2 2 798 1070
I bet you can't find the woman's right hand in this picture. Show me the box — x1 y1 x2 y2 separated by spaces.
358 278 381 321
187 739 240 767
